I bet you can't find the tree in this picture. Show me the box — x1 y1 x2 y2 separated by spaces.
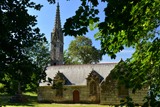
63 50 75 64
64 36 102 64
0 0 49 94
24 39 50 92
63 0 160 106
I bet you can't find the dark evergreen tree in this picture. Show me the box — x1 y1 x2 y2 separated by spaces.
0 0 49 94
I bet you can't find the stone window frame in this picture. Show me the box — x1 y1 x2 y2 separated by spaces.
86 70 101 96
89 81 97 95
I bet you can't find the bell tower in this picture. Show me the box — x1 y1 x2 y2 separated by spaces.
51 3 63 65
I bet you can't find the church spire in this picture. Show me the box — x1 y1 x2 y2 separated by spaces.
50 2 64 66
54 2 61 31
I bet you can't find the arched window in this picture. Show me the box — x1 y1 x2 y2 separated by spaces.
90 81 97 95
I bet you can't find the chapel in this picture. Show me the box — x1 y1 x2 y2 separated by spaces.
38 3 148 105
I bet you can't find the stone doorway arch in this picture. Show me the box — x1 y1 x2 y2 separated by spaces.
73 90 80 103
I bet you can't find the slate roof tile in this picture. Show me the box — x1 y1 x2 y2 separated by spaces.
39 63 117 86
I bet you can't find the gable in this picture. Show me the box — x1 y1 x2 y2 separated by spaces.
86 70 104 83
39 63 116 86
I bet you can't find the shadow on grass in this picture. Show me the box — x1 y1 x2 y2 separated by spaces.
0 94 37 106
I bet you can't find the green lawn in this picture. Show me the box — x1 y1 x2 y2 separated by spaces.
0 93 110 107
5 104 109 107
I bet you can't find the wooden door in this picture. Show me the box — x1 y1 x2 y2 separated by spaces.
73 90 80 103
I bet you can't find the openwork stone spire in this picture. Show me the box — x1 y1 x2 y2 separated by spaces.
51 3 63 66
54 2 61 31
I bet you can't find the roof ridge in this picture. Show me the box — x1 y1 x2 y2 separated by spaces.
48 63 117 67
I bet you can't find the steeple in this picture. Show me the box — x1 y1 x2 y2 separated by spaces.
51 3 63 66
54 2 61 31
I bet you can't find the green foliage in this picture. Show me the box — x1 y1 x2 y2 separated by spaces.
143 84 160 106
47 0 56 4
126 40 160 106
111 60 130 88
120 96 135 107
65 36 102 64
63 0 99 36
0 0 49 94
64 0 160 57
63 50 79 64
63 0 160 106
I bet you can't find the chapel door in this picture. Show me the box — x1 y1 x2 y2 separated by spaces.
73 90 80 103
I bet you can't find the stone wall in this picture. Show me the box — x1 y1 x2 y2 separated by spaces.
38 85 100 103
100 80 148 106
100 86 121 105
38 86 54 103
38 86 148 105
130 87 148 105
100 88 148 105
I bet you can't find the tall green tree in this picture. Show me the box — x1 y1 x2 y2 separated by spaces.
63 0 160 106
24 40 50 92
65 36 102 64
63 50 75 64
0 0 49 94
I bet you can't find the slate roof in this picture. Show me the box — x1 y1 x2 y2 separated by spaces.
39 63 117 86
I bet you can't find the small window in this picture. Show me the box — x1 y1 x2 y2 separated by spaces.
90 81 97 95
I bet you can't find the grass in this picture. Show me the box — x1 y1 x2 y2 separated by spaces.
0 93 110 107
0 92 37 107
5 104 109 107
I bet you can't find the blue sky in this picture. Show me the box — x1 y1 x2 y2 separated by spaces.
29 0 134 63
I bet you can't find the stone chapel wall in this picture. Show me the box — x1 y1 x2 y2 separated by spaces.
38 85 148 105
129 87 148 105
100 81 148 106
38 86 54 103
38 85 100 103
100 80 121 105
